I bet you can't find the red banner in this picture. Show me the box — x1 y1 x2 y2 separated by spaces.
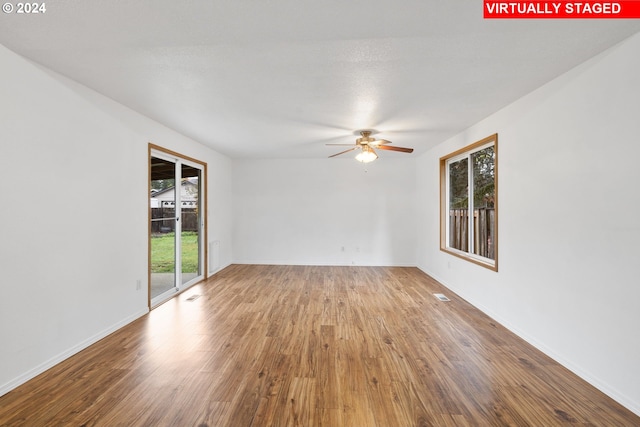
484 1 640 18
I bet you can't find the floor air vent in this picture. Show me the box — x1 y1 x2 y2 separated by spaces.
186 294 201 301
434 293 451 302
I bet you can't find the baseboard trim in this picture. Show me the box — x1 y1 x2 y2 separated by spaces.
231 261 417 267
209 261 232 276
0 308 149 398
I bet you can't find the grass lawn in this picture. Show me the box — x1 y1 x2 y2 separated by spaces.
151 231 199 273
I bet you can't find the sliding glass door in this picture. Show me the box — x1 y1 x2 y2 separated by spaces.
180 162 202 287
149 146 206 307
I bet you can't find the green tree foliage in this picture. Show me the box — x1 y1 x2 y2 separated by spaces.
449 146 495 209
473 146 495 209
450 158 469 209
151 179 175 192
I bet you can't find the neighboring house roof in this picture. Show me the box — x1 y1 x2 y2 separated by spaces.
151 179 198 198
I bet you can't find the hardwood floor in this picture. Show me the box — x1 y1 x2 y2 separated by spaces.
1 265 638 426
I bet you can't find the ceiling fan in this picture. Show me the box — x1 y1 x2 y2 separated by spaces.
327 130 414 163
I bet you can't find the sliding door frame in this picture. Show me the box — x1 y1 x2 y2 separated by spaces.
148 143 208 308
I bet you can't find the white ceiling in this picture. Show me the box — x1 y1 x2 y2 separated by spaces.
1 1 639 159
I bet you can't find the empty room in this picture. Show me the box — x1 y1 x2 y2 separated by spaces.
1 1 639 426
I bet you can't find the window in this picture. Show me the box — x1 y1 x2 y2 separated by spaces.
440 134 498 271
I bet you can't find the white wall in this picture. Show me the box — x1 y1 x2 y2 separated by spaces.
233 158 416 266
417 33 640 414
0 45 233 395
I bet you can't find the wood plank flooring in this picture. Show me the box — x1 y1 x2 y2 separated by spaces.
1 265 638 426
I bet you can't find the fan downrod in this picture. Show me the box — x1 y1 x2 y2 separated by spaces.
356 130 375 145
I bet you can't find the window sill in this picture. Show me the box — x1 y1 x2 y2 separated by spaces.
441 247 498 272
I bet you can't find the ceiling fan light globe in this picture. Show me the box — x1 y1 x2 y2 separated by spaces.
355 150 377 163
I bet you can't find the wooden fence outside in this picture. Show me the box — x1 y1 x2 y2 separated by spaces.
151 208 199 233
449 208 495 259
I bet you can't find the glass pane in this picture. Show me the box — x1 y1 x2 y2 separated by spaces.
471 146 495 259
449 158 468 252
150 157 177 299
181 164 201 286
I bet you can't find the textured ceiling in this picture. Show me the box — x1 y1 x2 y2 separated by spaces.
1 1 639 159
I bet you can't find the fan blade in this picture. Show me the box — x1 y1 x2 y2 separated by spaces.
329 147 359 158
370 139 392 145
375 145 414 153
